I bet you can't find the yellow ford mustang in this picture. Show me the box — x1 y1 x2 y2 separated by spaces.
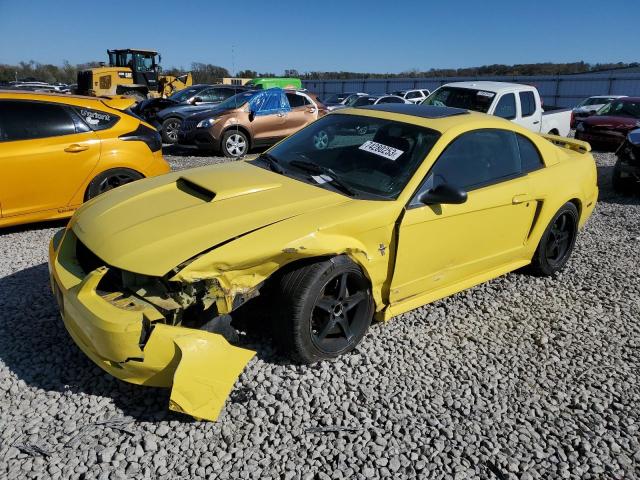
49 104 598 421
0 91 170 228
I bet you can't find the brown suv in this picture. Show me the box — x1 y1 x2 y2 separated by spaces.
178 88 327 157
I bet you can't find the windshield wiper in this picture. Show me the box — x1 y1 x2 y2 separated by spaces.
257 153 286 174
289 159 357 197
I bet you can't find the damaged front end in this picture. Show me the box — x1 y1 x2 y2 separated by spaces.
49 229 257 421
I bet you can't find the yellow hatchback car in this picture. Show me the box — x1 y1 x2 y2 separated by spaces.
0 91 170 228
49 104 597 421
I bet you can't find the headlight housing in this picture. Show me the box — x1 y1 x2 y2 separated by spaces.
197 118 216 129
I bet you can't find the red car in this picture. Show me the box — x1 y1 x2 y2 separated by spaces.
575 97 640 151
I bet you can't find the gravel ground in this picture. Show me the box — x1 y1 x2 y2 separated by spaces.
1 148 639 480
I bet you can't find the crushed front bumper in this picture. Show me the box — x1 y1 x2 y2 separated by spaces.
48 229 255 421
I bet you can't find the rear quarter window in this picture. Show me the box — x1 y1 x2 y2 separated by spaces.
517 134 544 172
74 107 120 131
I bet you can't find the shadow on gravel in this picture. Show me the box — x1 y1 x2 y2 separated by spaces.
162 144 268 157
595 163 640 206
162 144 215 157
0 219 68 237
0 263 191 423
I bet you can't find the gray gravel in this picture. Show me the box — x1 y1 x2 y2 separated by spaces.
1 148 639 479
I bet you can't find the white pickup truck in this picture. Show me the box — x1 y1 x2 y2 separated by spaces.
423 81 572 137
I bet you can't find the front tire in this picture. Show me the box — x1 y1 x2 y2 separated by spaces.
221 130 249 158
529 202 579 276
161 118 181 144
85 168 144 200
274 256 374 363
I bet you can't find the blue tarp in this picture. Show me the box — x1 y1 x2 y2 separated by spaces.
249 88 290 116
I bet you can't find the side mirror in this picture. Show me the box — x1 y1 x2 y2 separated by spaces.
248 109 256 121
419 183 467 205
192 96 203 104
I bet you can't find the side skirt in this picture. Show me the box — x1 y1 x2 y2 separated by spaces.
381 259 530 321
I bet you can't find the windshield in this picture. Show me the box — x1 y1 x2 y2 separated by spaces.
596 100 640 118
256 113 441 199
344 94 365 106
323 94 345 103
216 90 260 110
352 97 376 107
422 87 495 113
169 87 207 103
578 97 612 107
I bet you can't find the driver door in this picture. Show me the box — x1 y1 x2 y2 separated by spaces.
390 129 536 304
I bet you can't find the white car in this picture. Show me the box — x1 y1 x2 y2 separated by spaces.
573 95 626 122
392 89 431 104
423 81 572 137
351 94 410 107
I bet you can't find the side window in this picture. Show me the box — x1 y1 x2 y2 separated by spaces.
286 92 306 108
494 93 516 119
424 129 521 192
379 96 403 104
519 91 536 117
209 88 236 102
406 91 420 99
0 101 77 141
517 134 544 172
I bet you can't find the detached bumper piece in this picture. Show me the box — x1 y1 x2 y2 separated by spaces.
49 232 255 422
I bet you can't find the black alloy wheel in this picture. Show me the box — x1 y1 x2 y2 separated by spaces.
529 202 579 276
274 256 373 363
86 168 144 199
310 271 370 355
544 211 575 266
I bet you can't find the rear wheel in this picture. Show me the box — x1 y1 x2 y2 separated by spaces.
85 168 143 200
529 202 578 276
161 118 181 144
274 256 373 363
221 130 248 158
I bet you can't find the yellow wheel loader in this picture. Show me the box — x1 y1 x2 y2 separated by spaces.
76 49 192 100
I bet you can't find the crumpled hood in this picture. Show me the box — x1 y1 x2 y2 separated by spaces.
71 161 350 276
157 103 226 121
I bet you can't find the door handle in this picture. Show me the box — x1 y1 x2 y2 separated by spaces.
64 144 89 153
533 121 540 125
512 194 533 204
276 112 285 117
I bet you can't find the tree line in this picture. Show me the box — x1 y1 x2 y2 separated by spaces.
1 60 638 84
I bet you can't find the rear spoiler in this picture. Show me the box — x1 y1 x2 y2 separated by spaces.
542 133 591 154
99 95 137 111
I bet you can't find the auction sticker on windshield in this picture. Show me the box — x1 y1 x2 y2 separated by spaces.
359 140 404 161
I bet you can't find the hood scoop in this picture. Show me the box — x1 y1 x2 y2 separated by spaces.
177 173 282 203
177 177 216 202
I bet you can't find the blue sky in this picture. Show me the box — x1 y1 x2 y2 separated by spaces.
1 0 639 73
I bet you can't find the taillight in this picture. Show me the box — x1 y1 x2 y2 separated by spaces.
570 111 575 128
119 123 162 152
